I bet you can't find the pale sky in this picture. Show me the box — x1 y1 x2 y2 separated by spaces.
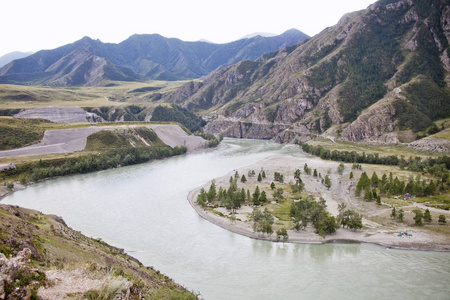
1 0 377 57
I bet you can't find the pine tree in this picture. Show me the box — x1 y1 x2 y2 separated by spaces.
371 172 379 187
207 180 216 201
260 191 268 203
241 174 247 183
424 209 432 222
258 173 262 182
324 175 332 190
313 169 318 177
391 207 397 218
364 185 372 200
252 186 261 206
413 209 424 225
337 163 345 175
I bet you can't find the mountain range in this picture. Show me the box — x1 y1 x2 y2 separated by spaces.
0 51 33 68
0 29 308 86
161 0 450 144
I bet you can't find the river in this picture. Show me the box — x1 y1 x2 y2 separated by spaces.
2 138 450 299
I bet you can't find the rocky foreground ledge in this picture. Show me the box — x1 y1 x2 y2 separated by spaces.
0 205 197 299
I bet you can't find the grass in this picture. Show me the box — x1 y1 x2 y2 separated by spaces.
433 130 450 140
84 127 165 151
0 80 187 109
267 200 293 222
0 117 50 150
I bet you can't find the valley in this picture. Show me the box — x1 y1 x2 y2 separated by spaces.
0 0 449 298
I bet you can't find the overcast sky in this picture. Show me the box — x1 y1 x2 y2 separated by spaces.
1 0 377 57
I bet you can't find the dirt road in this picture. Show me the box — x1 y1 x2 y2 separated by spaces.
0 125 205 158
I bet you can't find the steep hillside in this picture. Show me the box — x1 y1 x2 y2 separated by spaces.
0 30 308 86
0 204 197 299
164 0 450 145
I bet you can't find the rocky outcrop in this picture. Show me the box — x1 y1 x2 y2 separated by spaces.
0 248 44 300
341 98 398 143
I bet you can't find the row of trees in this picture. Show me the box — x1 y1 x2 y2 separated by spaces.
356 171 442 200
391 207 447 225
6 145 187 183
299 143 450 174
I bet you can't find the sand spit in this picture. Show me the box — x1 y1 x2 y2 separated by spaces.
188 155 450 252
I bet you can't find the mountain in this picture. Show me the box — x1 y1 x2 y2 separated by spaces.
0 51 33 68
162 0 450 144
241 32 277 39
0 29 309 86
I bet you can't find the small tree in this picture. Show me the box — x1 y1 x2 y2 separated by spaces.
413 209 424 226
207 180 216 202
257 173 262 182
337 163 345 175
438 215 446 224
6 182 14 190
424 209 432 222
270 182 275 190
304 163 312 175
324 175 332 190
313 169 318 177
196 188 207 207
398 209 404 222
276 228 289 242
371 172 379 187
252 186 261 206
349 172 353 179
260 191 268 203
391 207 397 219
272 188 284 202
241 174 247 183
250 208 274 235
262 170 266 179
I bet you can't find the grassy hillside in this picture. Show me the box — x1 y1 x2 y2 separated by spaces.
0 80 186 109
0 118 50 150
0 204 197 299
85 127 166 151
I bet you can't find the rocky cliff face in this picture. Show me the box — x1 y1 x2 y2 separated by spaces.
165 0 450 145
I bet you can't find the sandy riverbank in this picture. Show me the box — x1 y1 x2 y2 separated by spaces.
188 155 450 251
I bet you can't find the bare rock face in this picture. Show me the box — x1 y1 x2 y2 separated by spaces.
341 98 398 143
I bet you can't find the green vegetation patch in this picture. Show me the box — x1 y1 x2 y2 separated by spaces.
403 78 450 122
85 127 163 151
151 104 206 132
0 117 52 150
